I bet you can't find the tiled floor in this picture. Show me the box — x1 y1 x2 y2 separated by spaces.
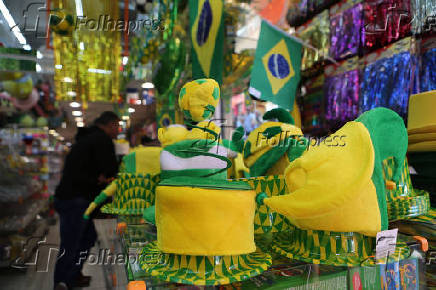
0 219 127 290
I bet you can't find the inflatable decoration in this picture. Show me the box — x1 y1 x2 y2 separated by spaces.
140 79 271 285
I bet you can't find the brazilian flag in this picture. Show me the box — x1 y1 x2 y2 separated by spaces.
249 20 302 110
189 0 224 84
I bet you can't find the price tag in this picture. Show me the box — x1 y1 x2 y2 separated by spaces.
375 229 398 260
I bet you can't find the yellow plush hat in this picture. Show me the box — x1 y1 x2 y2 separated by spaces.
243 108 307 176
140 125 272 285
179 79 220 122
263 108 408 237
84 147 161 219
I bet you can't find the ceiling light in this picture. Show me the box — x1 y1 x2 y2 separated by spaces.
70 101 80 108
76 121 84 127
128 108 135 113
67 91 77 97
75 0 83 17
79 42 84 50
141 82 154 89
0 0 27 45
74 117 83 122
135 99 142 105
36 64 41 72
49 129 56 135
63 77 73 83
122 56 128 66
122 116 129 120
37 50 43 59
118 121 124 125
88 68 112 74
55 64 62 69
72 111 82 117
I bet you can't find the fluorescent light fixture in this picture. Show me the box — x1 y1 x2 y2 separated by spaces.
55 64 63 69
23 44 31 50
69 101 80 108
37 50 43 59
135 99 142 105
141 82 154 89
118 121 124 125
128 108 135 113
88 68 112 74
0 0 27 45
79 42 84 50
74 117 83 122
75 0 83 17
76 121 84 127
67 91 77 97
63 77 73 83
72 111 82 117
36 64 41 72
122 116 129 120
49 129 56 135
122 56 128 65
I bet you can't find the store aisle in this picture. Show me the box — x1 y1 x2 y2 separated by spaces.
0 219 127 290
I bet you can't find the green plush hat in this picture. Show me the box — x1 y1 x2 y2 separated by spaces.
243 108 307 177
355 107 409 230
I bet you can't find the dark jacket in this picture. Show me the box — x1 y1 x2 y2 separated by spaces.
55 126 119 201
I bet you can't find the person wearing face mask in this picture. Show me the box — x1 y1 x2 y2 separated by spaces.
53 111 120 290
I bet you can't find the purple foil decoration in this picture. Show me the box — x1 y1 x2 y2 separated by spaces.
330 4 363 61
324 69 360 125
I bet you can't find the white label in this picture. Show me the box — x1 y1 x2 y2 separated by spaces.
375 229 398 260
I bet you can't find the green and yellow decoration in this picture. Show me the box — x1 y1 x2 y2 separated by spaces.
83 147 161 219
243 108 307 177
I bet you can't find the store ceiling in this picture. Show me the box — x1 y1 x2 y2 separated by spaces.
57 101 156 141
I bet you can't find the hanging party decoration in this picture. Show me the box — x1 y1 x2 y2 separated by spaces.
251 0 289 26
190 0 225 84
329 1 364 61
249 20 302 110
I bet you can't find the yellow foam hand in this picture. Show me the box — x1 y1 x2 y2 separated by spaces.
264 121 382 236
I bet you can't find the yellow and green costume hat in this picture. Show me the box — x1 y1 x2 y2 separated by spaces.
84 147 161 218
179 79 220 122
141 166 272 285
243 108 308 177
257 108 413 266
141 85 272 284
263 108 408 236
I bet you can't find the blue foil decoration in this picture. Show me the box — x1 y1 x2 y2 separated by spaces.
360 52 414 118
420 48 436 92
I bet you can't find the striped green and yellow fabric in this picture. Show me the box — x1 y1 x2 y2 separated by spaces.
140 241 271 286
101 173 160 216
234 175 293 234
383 157 430 220
272 228 411 267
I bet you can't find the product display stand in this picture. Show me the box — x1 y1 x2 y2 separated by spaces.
114 216 427 289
